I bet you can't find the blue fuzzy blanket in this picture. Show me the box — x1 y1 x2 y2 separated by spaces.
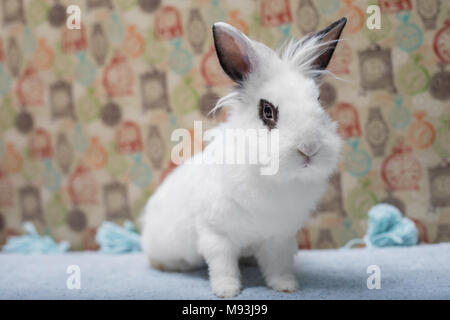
0 243 449 299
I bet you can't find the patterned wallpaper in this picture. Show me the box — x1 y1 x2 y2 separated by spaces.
0 0 449 250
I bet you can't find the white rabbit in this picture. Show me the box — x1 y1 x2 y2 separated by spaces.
141 18 346 298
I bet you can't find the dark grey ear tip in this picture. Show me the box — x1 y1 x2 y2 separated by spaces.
212 23 224 51
212 22 226 41
212 22 230 32
335 17 347 35
212 23 224 46
331 17 347 29
328 17 347 32
309 17 348 71
315 17 347 40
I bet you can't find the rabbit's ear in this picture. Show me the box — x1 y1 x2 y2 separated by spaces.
213 22 256 83
309 17 347 71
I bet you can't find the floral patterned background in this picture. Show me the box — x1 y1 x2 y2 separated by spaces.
0 0 449 250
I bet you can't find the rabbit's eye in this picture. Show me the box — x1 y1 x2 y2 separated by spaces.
259 99 278 130
264 105 273 119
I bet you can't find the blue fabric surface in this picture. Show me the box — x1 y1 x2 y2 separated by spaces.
0 243 449 299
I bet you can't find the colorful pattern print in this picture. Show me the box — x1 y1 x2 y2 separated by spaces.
0 0 449 250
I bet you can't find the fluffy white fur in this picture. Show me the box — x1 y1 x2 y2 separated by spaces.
141 22 343 298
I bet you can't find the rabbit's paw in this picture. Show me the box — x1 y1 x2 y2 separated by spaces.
267 275 299 293
211 276 241 298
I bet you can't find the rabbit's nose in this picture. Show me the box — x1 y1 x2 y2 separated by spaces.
297 143 321 158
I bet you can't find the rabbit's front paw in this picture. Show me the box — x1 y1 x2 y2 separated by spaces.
267 275 299 293
211 276 241 298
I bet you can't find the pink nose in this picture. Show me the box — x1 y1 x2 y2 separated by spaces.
297 143 321 158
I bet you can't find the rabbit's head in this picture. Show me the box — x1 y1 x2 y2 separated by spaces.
212 18 346 183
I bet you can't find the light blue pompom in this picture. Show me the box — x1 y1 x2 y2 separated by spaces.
364 204 418 248
343 203 418 249
96 220 141 254
3 222 70 254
